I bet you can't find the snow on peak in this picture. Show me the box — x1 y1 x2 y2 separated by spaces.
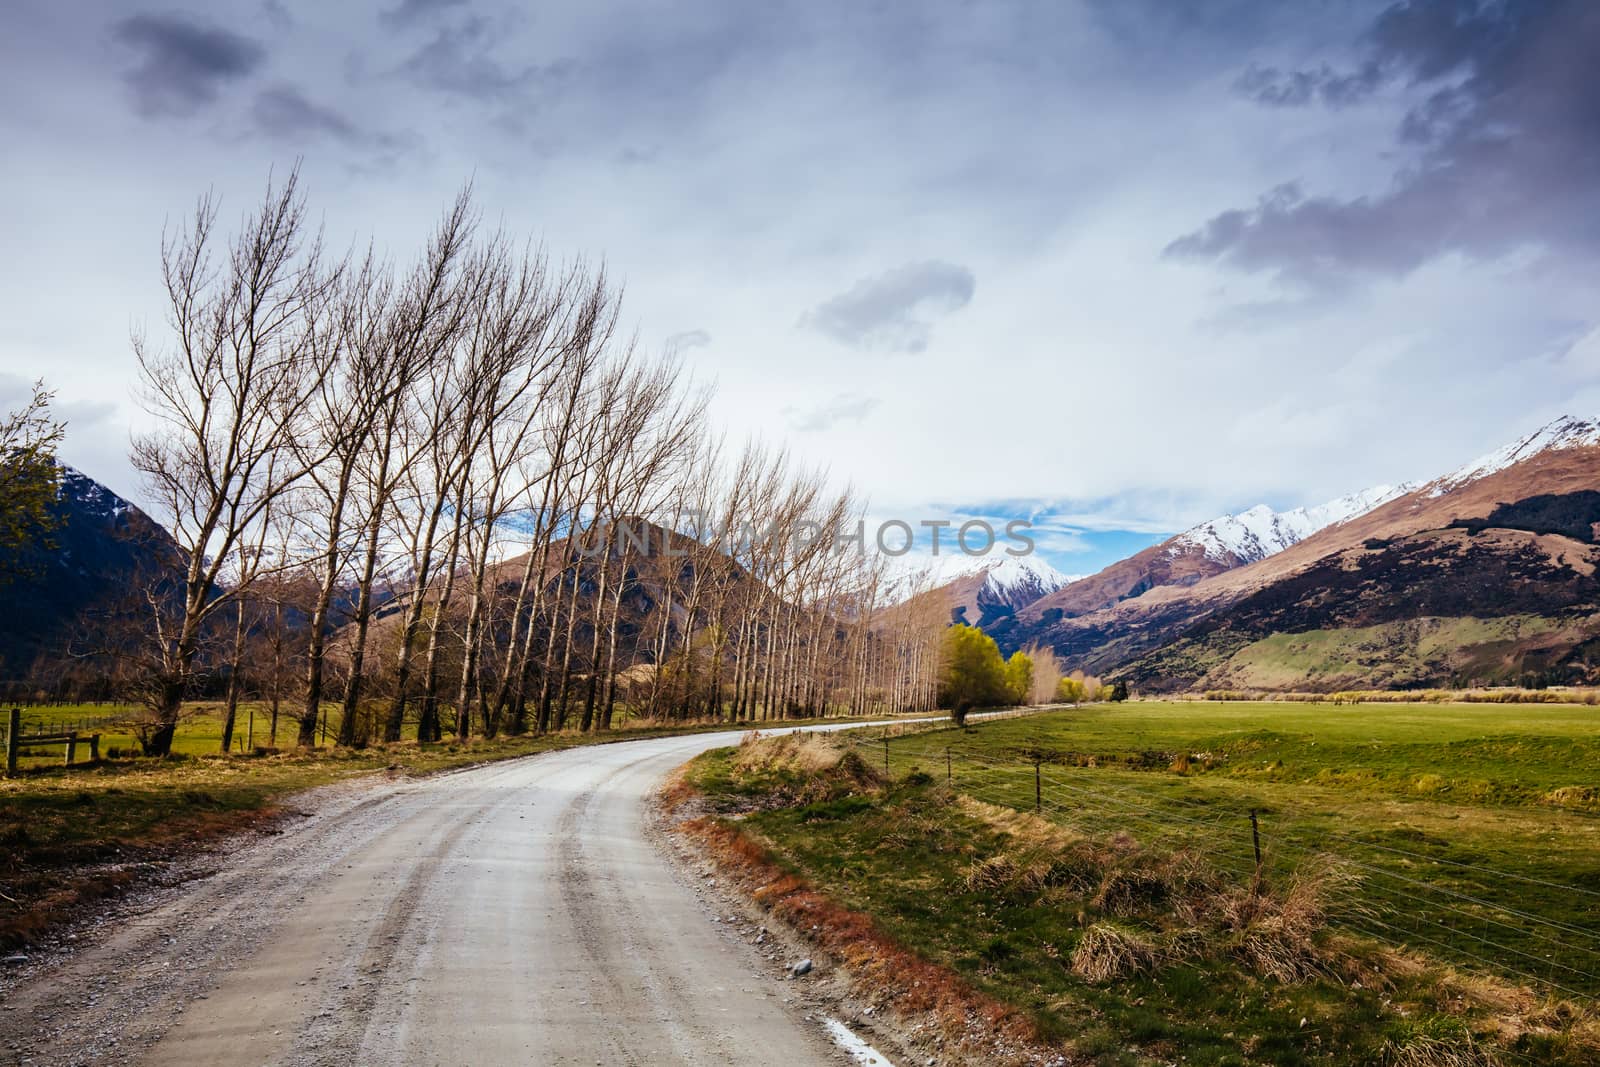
920 551 1076 590
1427 415 1600 497
1172 483 1410 565
971 554 1079 597
55 463 136 521
883 551 1081 603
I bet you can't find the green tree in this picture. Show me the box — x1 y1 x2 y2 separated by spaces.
1054 676 1085 705
939 624 1009 724
1004 650 1034 705
0 381 64 586
1109 679 1130 702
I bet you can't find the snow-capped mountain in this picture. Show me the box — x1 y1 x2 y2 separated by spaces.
996 411 1600 692
1426 415 1600 498
1170 483 1411 565
888 552 1081 627
919 552 1078 594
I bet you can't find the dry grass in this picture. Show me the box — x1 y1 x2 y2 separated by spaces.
961 789 1361 984
1069 923 1159 982
1209 863 1357 983
964 852 1056 896
1201 687 1600 706
960 786 1377 995
733 731 863 778
1379 1031 1502 1067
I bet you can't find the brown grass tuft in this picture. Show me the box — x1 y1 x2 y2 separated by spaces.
964 853 1053 896
1070 923 1159 983
1092 867 1169 917
1379 1031 1501 1067
1213 862 1356 983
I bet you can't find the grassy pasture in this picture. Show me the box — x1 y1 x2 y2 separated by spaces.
5 701 310 762
864 702 1600 995
683 701 1600 1065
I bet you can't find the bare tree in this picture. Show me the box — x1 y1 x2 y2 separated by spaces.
131 169 341 755
335 197 475 745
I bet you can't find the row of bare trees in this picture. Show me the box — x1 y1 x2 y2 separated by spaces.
112 173 946 754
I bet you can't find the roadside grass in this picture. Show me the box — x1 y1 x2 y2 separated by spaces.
862 703 1600 1000
0 708 892 949
678 706 1600 1065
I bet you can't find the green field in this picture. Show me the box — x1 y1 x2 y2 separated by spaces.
2 698 688 765
4 701 306 764
685 701 1600 1065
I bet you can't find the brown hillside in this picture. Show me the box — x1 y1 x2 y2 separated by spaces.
991 444 1600 676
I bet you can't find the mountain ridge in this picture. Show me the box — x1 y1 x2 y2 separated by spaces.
993 414 1600 691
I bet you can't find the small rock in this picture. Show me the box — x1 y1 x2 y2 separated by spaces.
789 958 813 977
2 955 28 965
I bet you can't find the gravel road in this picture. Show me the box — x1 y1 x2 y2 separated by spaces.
0 725 904 1066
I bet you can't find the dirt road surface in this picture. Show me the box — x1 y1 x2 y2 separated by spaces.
0 725 905 1066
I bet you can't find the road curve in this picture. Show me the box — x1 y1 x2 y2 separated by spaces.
0 724 905 1067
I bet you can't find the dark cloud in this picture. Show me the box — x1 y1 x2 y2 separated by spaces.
380 0 468 29
1171 0 1600 283
397 16 567 100
252 85 358 141
802 261 975 353
784 393 881 433
112 13 266 117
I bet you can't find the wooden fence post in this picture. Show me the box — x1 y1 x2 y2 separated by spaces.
1250 810 1264 889
5 708 18 777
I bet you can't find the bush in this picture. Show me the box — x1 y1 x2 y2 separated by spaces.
1055 677 1086 704
939 625 1012 712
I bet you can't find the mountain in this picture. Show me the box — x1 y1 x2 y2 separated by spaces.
0 466 181 676
907 554 1077 629
987 485 1406 654
1423 415 1600 498
1171 485 1410 565
995 415 1600 692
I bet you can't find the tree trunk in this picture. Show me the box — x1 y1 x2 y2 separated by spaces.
219 597 247 753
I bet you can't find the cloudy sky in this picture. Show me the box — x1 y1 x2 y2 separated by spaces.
2 0 1597 574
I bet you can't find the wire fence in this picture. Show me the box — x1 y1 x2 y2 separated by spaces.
831 724 1600 1004
1 709 128 744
